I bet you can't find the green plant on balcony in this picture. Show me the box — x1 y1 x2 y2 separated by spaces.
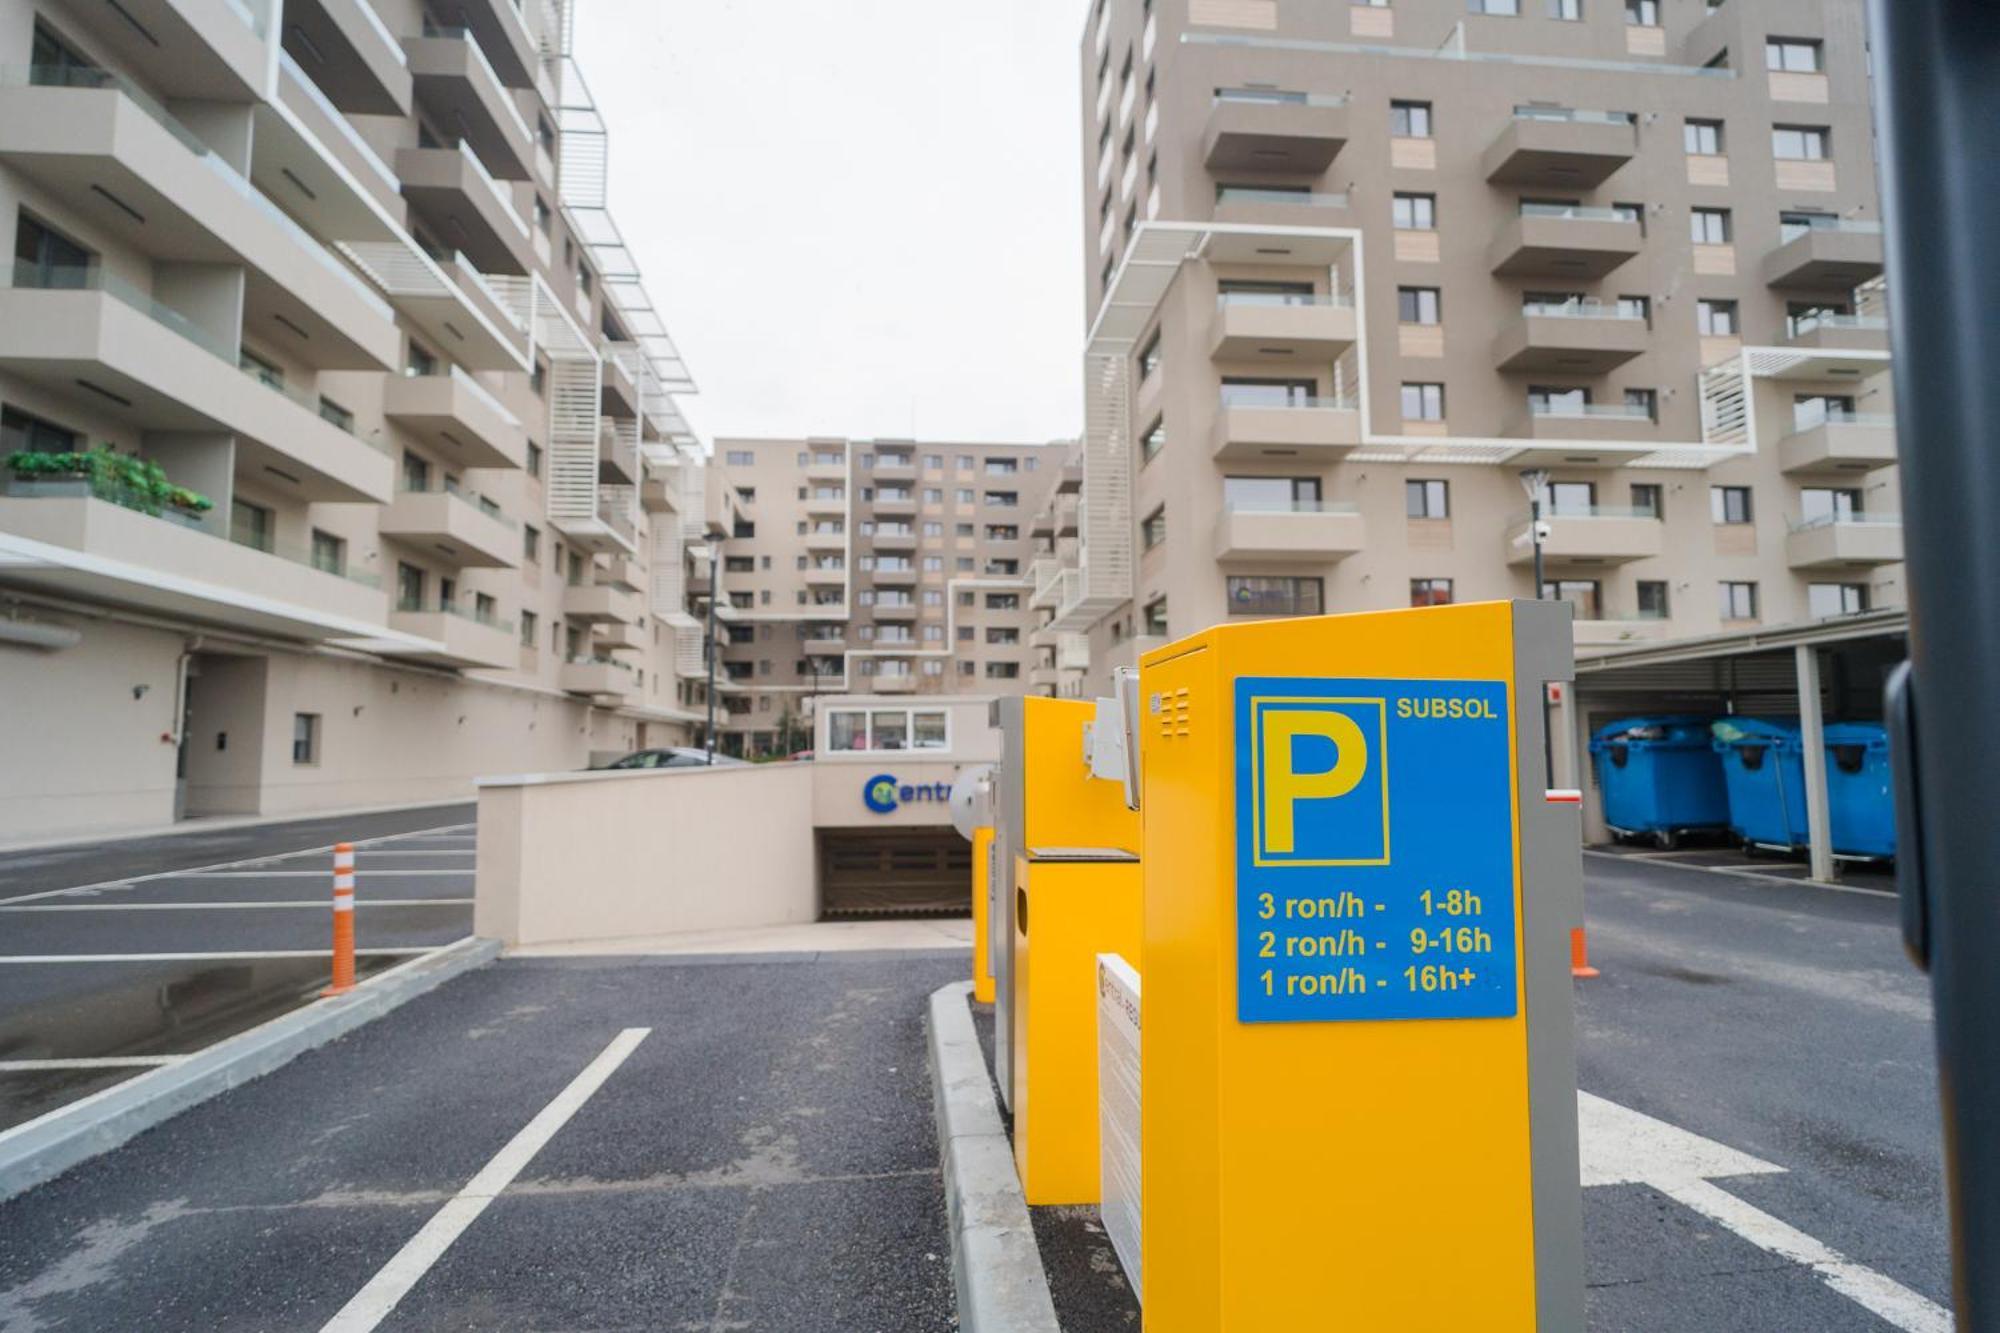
4 446 213 517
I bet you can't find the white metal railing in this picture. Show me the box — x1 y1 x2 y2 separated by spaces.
1787 311 1890 337
1218 386 1359 410
1219 290 1352 308
1511 105 1635 125
1778 217 1884 243
1789 510 1902 533
1520 298 1644 319
1519 202 1638 222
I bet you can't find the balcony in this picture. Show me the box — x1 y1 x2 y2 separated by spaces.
379 485 519 567
1211 502 1365 563
601 343 642 417
405 29 533 180
1213 187 1351 228
872 565 919 586
57 0 271 101
805 459 848 483
871 674 919 695
803 633 847 654
396 144 533 276
803 527 846 551
870 493 918 516
562 581 644 624
872 528 917 550
451 0 539 88
805 491 848 516
804 564 848 586
873 454 917 476
1777 413 1899 475
1781 313 1892 354
560 657 641 704
1482 109 1636 189
594 620 646 653
1211 392 1361 462
1201 90 1348 174
1505 508 1663 566
383 367 526 470
1785 514 1904 570
1210 293 1357 361
1507 403 1658 445
0 493 389 642
386 603 517 670
601 554 644 590
0 77 401 372
599 422 639 485
1489 205 1643 280
1493 302 1648 373
281 0 412 115
0 282 392 504
641 463 681 513
873 601 919 620
1763 221 1885 291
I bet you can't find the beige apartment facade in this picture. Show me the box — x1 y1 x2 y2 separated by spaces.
1047 0 1899 699
703 437 1068 756
0 0 716 841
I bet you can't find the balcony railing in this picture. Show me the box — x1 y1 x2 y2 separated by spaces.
1778 218 1884 243
1791 407 1895 431
1218 386 1357 410
1513 504 1661 523
396 597 514 634
1787 511 1902 533
1518 202 1636 222
1526 402 1655 421
1222 498 1360 515
1786 312 1890 337
1519 299 1644 319
279 51 399 195
1213 87 1348 108
1510 105 1635 126
398 478 519 529
1216 187 1351 209
1217 290 1352 308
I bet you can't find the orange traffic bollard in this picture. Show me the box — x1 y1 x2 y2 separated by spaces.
324 842 356 996
1570 925 1600 980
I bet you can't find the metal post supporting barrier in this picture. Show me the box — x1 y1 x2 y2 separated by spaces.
325 842 356 996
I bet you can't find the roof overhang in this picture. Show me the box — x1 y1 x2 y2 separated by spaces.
1576 608 1908 672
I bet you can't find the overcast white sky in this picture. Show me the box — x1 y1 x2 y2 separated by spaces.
570 0 1087 448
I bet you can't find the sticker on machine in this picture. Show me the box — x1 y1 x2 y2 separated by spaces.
1234 676 1519 1024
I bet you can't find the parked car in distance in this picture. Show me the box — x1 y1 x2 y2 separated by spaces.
595 747 747 770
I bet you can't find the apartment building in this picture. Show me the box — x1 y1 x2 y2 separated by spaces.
0 0 713 841
704 437 1067 756
1048 0 1897 697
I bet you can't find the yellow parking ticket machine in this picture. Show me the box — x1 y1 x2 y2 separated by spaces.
1012 846 1142 1204
1137 601 1583 1331
990 696 1140 1111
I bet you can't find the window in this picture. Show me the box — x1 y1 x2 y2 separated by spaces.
310 529 346 576
1637 581 1670 619
1766 38 1822 72
30 24 98 85
1142 506 1167 549
13 211 91 288
1616 295 1652 324
1226 575 1323 618
238 349 283 388
1401 382 1446 421
1710 486 1754 524
1787 300 1852 337
318 397 353 432
1547 0 1581 19
925 454 943 470
1684 119 1724 155
1143 598 1168 636
1630 483 1663 518
523 524 541 563
1624 388 1659 421
984 525 1018 541
401 451 431 493
525 442 542 478
1141 417 1165 463
1808 583 1869 617
926 488 945 504
1392 193 1436 230
1697 299 1738 336
1690 208 1732 244
1541 580 1602 619
1389 101 1432 138
986 663 1021 680
1529 386 1590 417
291 713 320 766
1547 481 1596 515
1406 479 1449 518
521 609 538 647
1138 330 1162 379
1397 287 1441 324
1792 393 1857 430
986 628 1020 646
0 406 77 453
1410 578 1454 607
956 488 975 504
231 499 274 553
959 660 977 677
1624 0 1658 24
1800 487 1862 523
725 449 755 466
1470 0 1520 13
396 561 425 611
988 593 1020 610
1719 581 1759 621
1772 125 1829 160
1223 476 1321 510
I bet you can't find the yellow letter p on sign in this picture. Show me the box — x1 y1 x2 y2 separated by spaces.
1259 706 1369 856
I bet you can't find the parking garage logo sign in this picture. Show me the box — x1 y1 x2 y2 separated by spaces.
862 773 951 815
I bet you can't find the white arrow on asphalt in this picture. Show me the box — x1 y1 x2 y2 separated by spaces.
1580 1092 1951 1333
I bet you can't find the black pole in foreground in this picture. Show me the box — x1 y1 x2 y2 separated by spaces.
1869 0 2000 1323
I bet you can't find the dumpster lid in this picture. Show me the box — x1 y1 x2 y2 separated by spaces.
1710 717 1800 746
1822 721 1890 749
1592 714 1717 745
1025 846 1141 863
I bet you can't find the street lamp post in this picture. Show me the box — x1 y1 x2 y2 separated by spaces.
704 539 719 765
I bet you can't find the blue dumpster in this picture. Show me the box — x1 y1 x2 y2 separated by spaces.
1588 716 1729 847
1711 719 1809 850
1823 722 1896 859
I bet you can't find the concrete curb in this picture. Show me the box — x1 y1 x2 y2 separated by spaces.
927 980 1062 1333
0 936 501 1202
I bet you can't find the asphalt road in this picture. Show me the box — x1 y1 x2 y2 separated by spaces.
1034 853 1949 1332
0 951 966 1332
0 808 477 1131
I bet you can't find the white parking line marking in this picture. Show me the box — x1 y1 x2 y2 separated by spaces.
1584 848 1896 898
0 1056 184 1071
154 870 473 879
0 823 476 906
0 900 474 912
1581 1092 1950 1331
320 1027 651 1333
0 948 439 963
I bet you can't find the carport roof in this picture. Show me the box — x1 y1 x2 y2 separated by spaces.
1575 608 1907 673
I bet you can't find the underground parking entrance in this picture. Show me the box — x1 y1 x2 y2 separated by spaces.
818 827 971 918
